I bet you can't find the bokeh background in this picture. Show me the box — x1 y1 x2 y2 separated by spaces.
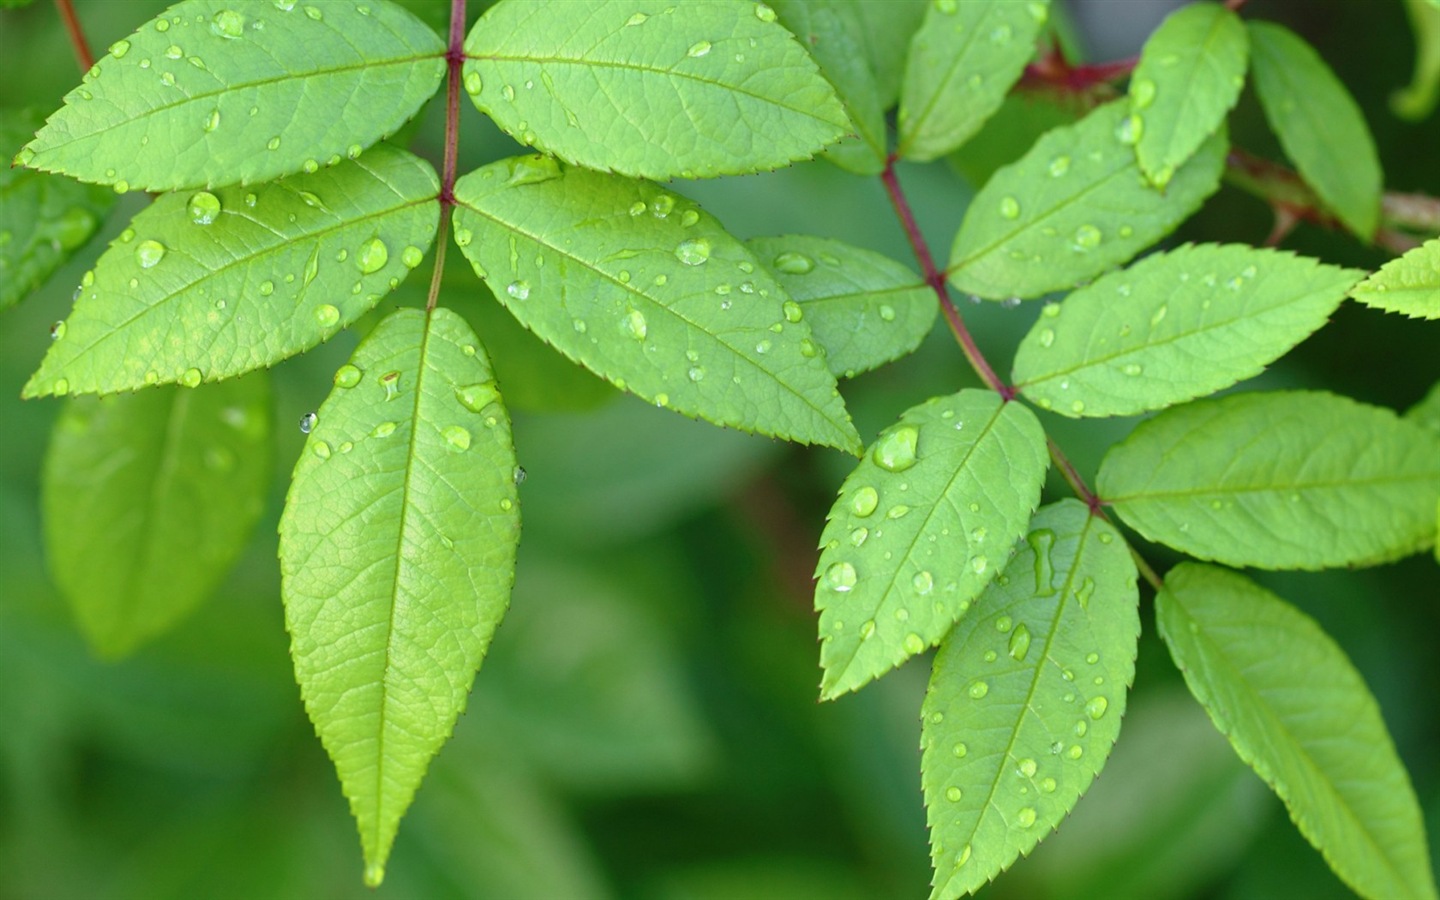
1 1 1437 898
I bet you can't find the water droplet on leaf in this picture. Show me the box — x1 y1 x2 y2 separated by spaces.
358 237 388 274
136 240 166 268
872 426 919 472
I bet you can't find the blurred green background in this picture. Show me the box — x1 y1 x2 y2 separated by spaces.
1 1 1436 898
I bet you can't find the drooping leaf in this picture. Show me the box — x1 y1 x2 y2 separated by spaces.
947 93 1081 189
452 156 861 454
922 500 1139 900
1350 236 1440 319
1098 391 1440 569
42 374 271 658
1157 564 1438 900
897 0 1051 162
1394 0 1440 120
0 108 114 310
771 0 886 175
746 234 936 378
17 0 443 193
1248 21 1382 240
815 390 1048 699
1013 244 1361 417
1129 2 1247 189
278 307 520 887
949 101 1226 301
461 0 850 180
25 145 439 398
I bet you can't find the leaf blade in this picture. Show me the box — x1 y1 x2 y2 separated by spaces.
25 145 439 398
1013 244 1362 417
42 375 272 658
452 157 860 453
923 500 1140 900
816 390 1049 698
1350 236 1440 320
461 0 849 180
1098 391 1440 569
1157 564 1438 900
278 307 521 886
1248 21 1382 239
949 101 1226 300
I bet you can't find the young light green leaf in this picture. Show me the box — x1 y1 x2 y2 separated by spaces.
0 108 114 310
815 390 1048 699
746 235 936 378
24 145 439 398
1248 21 1382 240
1157 564 1438 900
42 374 271 659
452 156 860 454
1394 0 1440 120
949 101 1226 301
897 0 1051 162
278 307 521 888
1013 244 1362 418
461 0 850 180
922 500 1139 900
1350 236 1440 319
17 0 444 192
771 0 886 174
1129 2 1247 189
1098 391 1440 569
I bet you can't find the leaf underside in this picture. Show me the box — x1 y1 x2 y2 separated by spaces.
278 307 521 886
1157 564 1438 900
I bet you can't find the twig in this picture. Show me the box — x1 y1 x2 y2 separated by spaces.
54 0 93 73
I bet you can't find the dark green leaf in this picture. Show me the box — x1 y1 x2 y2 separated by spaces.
18 0 444 192
1157 564 1438 900
42 375 271 658
278 307 521 886
1098 391 1440 569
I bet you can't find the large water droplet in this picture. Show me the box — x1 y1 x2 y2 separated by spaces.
506 280 531 300
299 411 318 433
457 382 500 412
873 426 919 472
464 71 482 95
850 485 878 517
754 2 777 21
773 251 815 274
1027 528 1056 596
401 246 424 269
334 364 362 388
211 9 246 38
110 38 131 58
912 571 934 595
968 681 989 699
1085 696 1108 720
443 425 471 451
314 304 340 328
1017 807 1037 828
945 786 963 802
188 191 221 225
1008 624 1032 662
687 40 712 57
1075 577 1095 610
136 239 166 268
1072 225 1102 251
825 561 857 593
903 633 925 654
1017 757 1038 778
624 308 647 339
650 194 676 218
675 237 711 266
358 237 388 274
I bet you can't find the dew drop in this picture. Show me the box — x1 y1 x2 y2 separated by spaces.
1038 328 1055 348
825 561 857 593
506 280 531 301
968 681 989 699
1017 757 1038 778
187 191 221 225
945 786 962 802
358 237 388 274
372 421 397 438
859 619 876 640
401 246 424 269
1027 529 1056 596
754 2 777 21
624 308 647 339
912 571 934 595
135 239 166 268
267 136 281 150
464 71 482 95
1075 577 1095 610
211 9 246 38
903 633 925 654
850 486 879 517
304 5 322 20
754 339 771 354
334 364 362 388
1048 155 1071 177
443 425 471 451
1017 807 1037 828
651 194 676 218
674 237 711 266
296 411 318 434
970 556 988 575
314 304 340 328
773 251 815 274
686 366 705 383
687 40 712 57
1115 113 1143 145
872 426 919 472
1072 225 1102 251
1086 696 1109 720
625 11 648 25
952 742 968 758
1008 624 1032 662
999 196 1020 219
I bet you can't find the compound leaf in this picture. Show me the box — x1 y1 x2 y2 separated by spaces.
43 374 271 658
452 156 860 454
816 390 1048 699
17 0 444 192
1130 1 1247 189
1350 237 1440 319
1248 21 1382 240
897 0 1050 162
746 234 936 378
1157 564 1438 900
949 101 1225 301
1098 391 1440 569
279 307 521 887
0 108 114 310
25 145 439 398
923 500 1139 900
461 0 849 180
1013 244 1361 418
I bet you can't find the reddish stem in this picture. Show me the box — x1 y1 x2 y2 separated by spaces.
54 0 93 73
427 0 466 311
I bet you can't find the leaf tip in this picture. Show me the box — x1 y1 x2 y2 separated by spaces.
363 861 386 889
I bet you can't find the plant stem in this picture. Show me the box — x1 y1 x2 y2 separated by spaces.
428 0 467 312
55 0 93 73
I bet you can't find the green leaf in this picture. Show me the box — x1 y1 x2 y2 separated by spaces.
0 108 114 310
947 93 1080 189
25 145 439 398
746 234 936 378
897 0 1051 162
1406 380 1440 436
815 390 1048 699
278 307 521 887
461 0 850 180
922 500 1139 900
1393 0 1440 120
1157 564 1438 900
1098 391 1440 569
41 375 271 658
1013 244 1362 418
771 0 886 175
452 156 860 454
948 101 1226 301
1350 237 1440 319
17 0 444 193
1129 2 1247 189
1248 21 1382 240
